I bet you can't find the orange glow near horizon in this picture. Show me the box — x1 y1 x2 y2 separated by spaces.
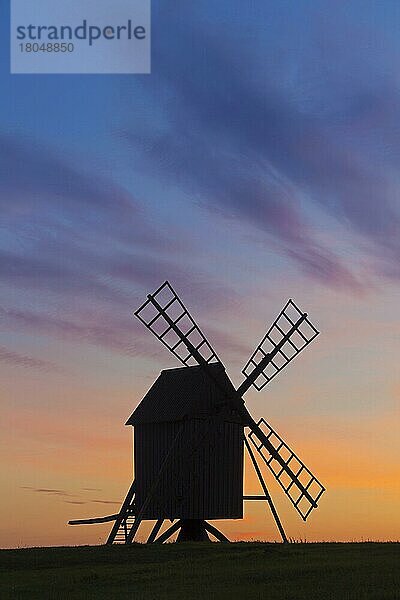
2 379 399 548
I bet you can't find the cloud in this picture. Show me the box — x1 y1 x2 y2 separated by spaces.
21 486 73 497
0 134 185 310
126 125 363 292
6 1 400 373
0 134 245 362
21 486 120 507
0 346 60 372
1 306 141 357
120 1 400 291
0 285 242 361
0 133 177 253
21 487 118 506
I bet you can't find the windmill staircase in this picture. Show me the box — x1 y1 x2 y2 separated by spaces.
106 480 137 545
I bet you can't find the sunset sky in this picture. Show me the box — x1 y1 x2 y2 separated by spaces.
1 0 400 548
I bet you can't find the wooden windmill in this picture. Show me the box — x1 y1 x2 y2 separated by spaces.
69 281 325 543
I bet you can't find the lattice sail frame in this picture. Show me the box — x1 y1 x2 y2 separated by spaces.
135 282 325 521
249 419 325 520
242 299 319 391
135 281 220 367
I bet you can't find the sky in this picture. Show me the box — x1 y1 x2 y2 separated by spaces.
1 0 400 547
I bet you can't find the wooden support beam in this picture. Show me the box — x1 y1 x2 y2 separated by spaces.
245 436 288 544
106 480 136 545
147 520 164 544
154 520 182 544
243 496 268 500
203 521 229 542
68 514 118 525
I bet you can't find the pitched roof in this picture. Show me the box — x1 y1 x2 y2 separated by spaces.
126 363 242 425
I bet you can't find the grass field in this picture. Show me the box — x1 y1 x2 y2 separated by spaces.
1 542 399 599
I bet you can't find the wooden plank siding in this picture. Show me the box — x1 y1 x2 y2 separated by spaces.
134 418 244 520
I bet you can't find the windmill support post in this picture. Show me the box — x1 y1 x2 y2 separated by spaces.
147 519 164 543
244 435 288 544
154 520 183 543
203 521 229 542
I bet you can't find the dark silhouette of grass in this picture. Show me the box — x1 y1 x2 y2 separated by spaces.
1 542 399 599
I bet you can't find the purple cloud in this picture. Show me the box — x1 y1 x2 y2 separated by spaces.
0 346 60 372
120 3 400 290
0 133 185 254
0 133 247 364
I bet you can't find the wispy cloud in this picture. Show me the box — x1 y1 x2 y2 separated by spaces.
21 486 73 497
0 346 60 372
21 486 119 507
4 1 400 375
0 134 245 362
0 133 178 253
121 1 400 291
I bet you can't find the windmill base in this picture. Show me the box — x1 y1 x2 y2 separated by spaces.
177 519 209 542
150 519 229 544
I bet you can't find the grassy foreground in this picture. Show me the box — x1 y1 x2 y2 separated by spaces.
1 542 399 599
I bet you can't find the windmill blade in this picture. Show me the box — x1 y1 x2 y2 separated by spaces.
135 281 220 367
238 299 319 395
248 418 325 521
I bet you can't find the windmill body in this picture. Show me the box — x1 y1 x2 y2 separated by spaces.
127 364 244 524
69 281 325 544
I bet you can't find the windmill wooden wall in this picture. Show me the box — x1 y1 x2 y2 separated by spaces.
127 364 244 520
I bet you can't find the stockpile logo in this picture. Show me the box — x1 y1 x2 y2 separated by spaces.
11 0 150 74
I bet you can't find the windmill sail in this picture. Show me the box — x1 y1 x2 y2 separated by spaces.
135 281 220 367
135 282 325 523
248 419 325 520
238 299 319 395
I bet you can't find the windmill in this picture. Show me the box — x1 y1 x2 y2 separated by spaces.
69 281 325 544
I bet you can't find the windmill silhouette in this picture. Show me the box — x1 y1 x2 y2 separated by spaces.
69 281 325 543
